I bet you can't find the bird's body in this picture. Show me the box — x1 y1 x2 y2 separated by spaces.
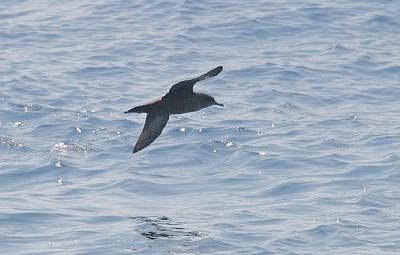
125 66 224 153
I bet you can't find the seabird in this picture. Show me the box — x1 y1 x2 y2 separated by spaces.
125 66 224 153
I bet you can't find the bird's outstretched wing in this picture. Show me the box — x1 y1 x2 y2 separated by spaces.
133 113 169 153
164 66 223 97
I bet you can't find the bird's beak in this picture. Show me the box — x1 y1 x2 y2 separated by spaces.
214 102 224 107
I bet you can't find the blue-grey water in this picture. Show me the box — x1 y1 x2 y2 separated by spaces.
1 1 400 254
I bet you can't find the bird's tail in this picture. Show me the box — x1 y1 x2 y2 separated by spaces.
124 104 151 113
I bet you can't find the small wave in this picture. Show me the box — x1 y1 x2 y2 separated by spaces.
53 142 94 154
373 66 400 75
0 9 39 20
271 69 303 80
214 140 235 148
235 127 264 135
8 103 42 112
279 102 303 110
0 137 23 148
264 181 313 197
326 44 354 54
365 14 400 28
365 135 400 147
73 109 91 118
69 66 132 77
7 121 27 127
305 224 337 236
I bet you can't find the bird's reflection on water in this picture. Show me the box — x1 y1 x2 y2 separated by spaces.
129 216 202 240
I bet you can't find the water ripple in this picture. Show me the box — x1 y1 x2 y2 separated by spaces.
1 0 400 254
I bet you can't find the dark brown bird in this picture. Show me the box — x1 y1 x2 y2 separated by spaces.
125 66 224 153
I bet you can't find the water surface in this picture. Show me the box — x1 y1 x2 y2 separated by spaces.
1 1 400 254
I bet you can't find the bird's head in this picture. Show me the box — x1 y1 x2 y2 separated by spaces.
198 93 224 108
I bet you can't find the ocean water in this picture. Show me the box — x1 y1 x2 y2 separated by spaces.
1 0 400 254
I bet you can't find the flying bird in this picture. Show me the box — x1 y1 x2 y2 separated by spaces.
125 66 224 153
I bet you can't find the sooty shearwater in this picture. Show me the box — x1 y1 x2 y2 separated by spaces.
125 66 224 153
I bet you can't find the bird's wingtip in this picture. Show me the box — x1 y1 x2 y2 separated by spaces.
133 145 143 153
214 66 223 73
207 66 223 78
